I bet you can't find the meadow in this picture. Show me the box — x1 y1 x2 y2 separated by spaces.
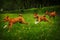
0 6 60 40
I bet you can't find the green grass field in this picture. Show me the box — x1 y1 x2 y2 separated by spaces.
0 7 60 40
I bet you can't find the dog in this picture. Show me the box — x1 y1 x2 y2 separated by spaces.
4 14 28 31
34 13 49 24
45 11 56 18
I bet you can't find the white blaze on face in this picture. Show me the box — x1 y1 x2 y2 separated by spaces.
35 21 39 24
3 24 7 28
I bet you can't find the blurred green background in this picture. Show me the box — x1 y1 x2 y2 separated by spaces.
0 6 60 40
0 0 60 40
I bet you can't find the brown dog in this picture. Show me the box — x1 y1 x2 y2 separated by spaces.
4 14 28 30
49 11 56 18
34 13 49 24
37 15 49 22
45 11 56 18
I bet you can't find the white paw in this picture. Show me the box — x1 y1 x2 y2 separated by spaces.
3 24 7 29
35 21 39 24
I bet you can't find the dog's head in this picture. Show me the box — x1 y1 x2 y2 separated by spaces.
34 13 39 19
4 16 10 22
45 11 49 15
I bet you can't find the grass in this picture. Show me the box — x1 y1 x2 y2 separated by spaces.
0 7 60 40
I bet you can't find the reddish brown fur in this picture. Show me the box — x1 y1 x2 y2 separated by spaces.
4 15 28 29
49 11 56 17
45 11 56 18
34 13 39 18
34 13 49 22
38 16 49 22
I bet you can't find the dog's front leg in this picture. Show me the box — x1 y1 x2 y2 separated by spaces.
8 22 13 32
